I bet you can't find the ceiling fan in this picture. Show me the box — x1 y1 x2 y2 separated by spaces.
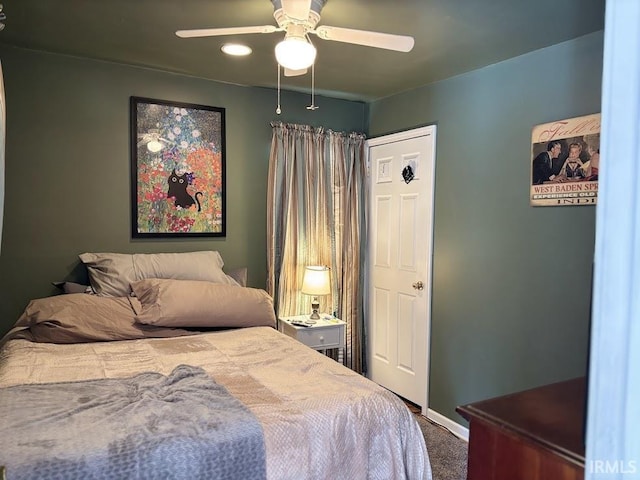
176 0 414 76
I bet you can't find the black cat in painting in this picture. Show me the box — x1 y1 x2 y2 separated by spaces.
167 169 203 212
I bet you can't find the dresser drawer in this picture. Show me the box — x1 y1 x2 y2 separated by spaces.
296 327 341 349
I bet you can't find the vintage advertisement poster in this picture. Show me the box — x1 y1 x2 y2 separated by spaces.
530 113 600 207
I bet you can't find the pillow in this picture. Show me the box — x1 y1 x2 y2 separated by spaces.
2 294 196 344
52 281 93 294
79 251 238 297
225 267 248 287
131 279 276 328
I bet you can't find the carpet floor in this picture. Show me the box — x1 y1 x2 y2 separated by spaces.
414 413 468 480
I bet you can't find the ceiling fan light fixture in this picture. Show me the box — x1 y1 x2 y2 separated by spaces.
275 36 316 70
221 43 253 56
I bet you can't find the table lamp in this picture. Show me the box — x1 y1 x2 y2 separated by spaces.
301 266 331 321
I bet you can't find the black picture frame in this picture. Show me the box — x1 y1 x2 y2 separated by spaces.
130 96 226 237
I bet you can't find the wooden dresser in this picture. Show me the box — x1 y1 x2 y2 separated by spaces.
457 377 586 480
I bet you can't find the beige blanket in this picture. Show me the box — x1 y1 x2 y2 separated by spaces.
0 327 431 480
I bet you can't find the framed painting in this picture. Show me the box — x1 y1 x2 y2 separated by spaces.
130 96 226 237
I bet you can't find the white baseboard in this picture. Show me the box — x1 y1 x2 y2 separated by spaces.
426 408 469 442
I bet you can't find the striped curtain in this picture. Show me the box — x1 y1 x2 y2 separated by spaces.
266 122 367 373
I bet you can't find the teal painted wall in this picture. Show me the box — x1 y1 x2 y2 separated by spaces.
369 32 602 423
0 46 366 335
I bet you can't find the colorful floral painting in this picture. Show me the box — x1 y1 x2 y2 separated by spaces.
130 97 225 237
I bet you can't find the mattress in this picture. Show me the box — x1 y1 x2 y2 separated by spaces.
0 326 431 479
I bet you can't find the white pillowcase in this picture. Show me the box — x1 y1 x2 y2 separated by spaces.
130 278 276 329
79 251 238 297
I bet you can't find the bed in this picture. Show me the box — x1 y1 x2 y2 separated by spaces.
0 251 431 479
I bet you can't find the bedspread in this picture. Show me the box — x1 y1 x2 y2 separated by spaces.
0 326 431 480
0 365 266 480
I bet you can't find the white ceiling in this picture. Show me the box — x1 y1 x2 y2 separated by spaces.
0 0 606 101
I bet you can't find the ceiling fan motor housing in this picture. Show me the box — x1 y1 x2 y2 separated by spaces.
272 0 326 30
271 0 327 15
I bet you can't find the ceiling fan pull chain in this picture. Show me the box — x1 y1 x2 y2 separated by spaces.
307 62 319 111
276 64 282 115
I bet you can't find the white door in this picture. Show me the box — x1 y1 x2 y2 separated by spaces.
366 126 436 415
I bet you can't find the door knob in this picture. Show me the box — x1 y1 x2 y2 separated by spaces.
412 281 424 291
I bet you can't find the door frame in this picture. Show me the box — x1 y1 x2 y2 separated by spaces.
365 125 437 416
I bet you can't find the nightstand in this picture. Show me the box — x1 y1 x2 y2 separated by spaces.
278 315 346 356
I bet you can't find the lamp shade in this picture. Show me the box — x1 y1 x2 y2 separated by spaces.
275 36 316 70
301 266 331 295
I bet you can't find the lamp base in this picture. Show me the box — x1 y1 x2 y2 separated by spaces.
310 299 320 321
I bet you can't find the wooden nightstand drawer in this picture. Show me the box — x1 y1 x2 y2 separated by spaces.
296 327 341 349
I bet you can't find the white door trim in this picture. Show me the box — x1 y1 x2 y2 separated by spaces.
586 0 640 476
365 125 437 416
366 126 437 148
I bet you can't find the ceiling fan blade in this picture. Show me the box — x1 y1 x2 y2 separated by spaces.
176 25 277 38
314 26 414 52
284 67 308 77
281 0 312 21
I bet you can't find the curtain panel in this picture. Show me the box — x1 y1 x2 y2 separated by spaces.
267 122 367 373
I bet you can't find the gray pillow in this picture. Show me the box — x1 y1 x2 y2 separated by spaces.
225 267 247 287
79 251 238 297
130 279 276 329
52 281 93 294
